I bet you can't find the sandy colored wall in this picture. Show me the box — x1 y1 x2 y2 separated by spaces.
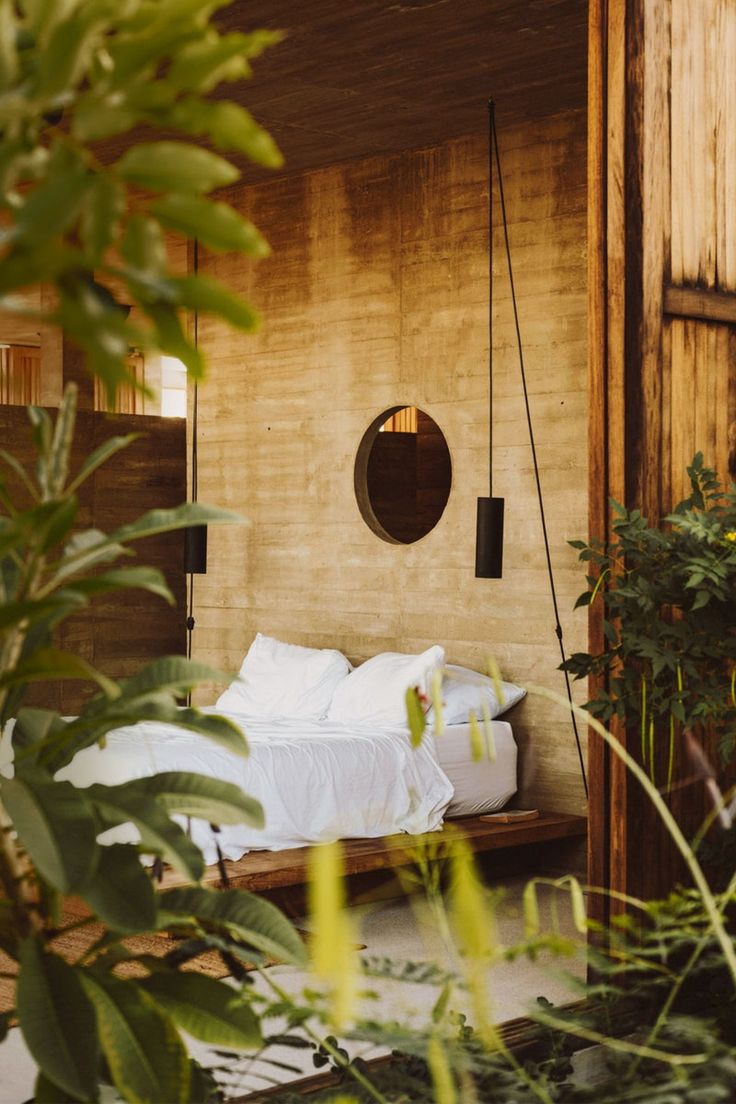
193 109 589 814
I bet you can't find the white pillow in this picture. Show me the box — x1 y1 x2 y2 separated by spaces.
430 664 526 725
327 646 445 727
215 633 350 720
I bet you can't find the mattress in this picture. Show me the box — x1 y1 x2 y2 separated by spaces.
39 712 455 865
433 720 517 818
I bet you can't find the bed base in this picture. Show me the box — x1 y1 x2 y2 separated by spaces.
162 812 587 894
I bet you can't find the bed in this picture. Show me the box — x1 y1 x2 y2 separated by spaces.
1 637 524 867
44 713 517 866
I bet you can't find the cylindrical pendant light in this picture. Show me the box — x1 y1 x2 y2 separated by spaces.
475 496 504 578
475 99 505 579
184 522 207 574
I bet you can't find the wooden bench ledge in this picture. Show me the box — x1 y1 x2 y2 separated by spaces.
162 812 587 893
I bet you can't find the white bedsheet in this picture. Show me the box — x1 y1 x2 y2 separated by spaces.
50 712 454 865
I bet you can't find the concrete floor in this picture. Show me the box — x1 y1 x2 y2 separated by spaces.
0 876 587 1102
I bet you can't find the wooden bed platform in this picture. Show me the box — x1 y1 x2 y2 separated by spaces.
163 812 587 893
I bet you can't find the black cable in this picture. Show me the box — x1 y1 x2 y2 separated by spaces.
186 241 200 692
490 101 589 799
488 100 494 497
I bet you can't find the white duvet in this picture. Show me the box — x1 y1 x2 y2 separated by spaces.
50 712 454 865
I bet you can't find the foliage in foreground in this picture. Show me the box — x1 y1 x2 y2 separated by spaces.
208 843 735 1104
0 389 307 1103
0 0 282 401
0 5 308 1098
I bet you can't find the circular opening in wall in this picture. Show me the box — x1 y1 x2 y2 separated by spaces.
354 406 452 544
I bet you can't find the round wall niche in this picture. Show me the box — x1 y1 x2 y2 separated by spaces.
354 406 452 544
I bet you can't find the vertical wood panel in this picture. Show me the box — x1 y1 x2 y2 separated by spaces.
194 114 589 816
590 0 736 908
671 0 736 291
0 407 186 714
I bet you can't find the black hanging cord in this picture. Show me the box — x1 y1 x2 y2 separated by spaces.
490 100 588 799
488 100 494 497
186 242 200 681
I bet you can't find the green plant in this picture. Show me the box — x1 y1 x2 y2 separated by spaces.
0 0 282 401
0 3 313 1101
0 388 307 1103
562 455 736 779
211 695 735 1104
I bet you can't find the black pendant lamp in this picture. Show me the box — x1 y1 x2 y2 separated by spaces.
185 240 206 668
474 102 589 798
475 100 505 578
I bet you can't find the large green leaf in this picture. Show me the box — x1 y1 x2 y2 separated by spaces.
12 707 69 761
116 772 263 828
82 844 157 934
0 771 99 892
167 97 283 168
52 528 130 584
0 591 88 634
67 432 141 493
151 193 270 255
33 5 110 99
110 502 240 546
143 301 205 378
0 446 39 500
170 274 260 331
0 0 18 92
47 380 77 496
121 214 169 279
119 656 233 700
36 497 78 553
87 785 204 882
38 699 247 775
33 1072 74 1103
17 938 98 1101
158 887 307 966
82 972 190 1104
0 646 119 698
13 157 91 249
60 566 174 605
141 972 261 1049
167 31 266 92
115 142 239 193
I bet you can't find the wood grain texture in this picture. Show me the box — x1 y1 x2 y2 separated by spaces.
664 284 736 324
192 113 589 817
586 0 612 930
0 407 186 714
670 0 736 291
589 0 735 906
161 813 587 894
97 0 587 184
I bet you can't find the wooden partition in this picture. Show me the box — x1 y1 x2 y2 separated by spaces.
588 0 736 910
0 406 186 714
192 111 589 815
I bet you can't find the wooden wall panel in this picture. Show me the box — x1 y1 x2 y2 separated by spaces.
194 112 589 815
671 0 736 291
589 0 736 908
0 407 186 714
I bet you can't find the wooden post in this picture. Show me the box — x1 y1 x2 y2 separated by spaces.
588 0 736 910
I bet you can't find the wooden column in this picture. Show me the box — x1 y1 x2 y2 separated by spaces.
588 0 736 912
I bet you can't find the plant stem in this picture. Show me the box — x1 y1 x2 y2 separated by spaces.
634 871 736 1076
257 970 391 1104
531 1007 706 1065
531 684 736 988
0 799 41 938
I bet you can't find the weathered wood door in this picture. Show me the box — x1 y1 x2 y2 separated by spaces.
588 0 736 917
